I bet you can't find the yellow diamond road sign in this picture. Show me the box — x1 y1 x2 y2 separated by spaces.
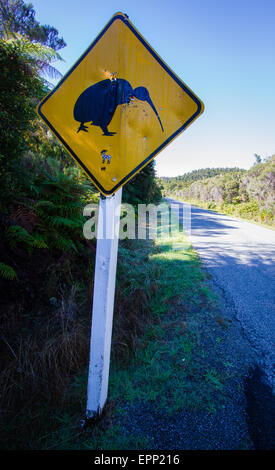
37 12 204 195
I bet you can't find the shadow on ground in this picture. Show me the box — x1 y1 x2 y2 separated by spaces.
245 366 275 449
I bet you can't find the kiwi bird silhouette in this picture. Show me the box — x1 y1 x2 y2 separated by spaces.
73 78 164 136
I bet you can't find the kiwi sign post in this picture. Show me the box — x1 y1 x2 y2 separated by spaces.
37 12 204 421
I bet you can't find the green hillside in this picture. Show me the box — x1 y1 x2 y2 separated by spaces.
160 156 275 225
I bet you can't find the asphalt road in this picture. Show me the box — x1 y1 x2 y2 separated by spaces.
166 198 275 392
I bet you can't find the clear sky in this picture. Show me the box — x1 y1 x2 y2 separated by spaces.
31 0 275 176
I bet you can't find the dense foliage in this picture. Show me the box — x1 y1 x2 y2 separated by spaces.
0 0 66 50
160 158 275 225
0 1 162 443
123 160 162 205
161 167 244 186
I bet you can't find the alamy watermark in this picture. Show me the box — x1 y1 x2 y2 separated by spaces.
83 202 191 241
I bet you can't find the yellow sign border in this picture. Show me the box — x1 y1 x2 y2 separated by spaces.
37 12 204 195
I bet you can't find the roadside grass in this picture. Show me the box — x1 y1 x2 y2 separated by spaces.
167 195 275 230
2 204 233 449
107 223 227 422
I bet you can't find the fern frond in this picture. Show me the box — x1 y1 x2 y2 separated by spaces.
0 262 18 280
51 216 79 227
35 200 55 209
34 200 55 217
56 201 83 215
31 234 48 249
55 235 78 252
6 225 33 246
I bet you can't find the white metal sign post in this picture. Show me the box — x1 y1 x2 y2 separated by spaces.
86 188 122 419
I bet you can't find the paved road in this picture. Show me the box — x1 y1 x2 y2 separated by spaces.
167 198 275 391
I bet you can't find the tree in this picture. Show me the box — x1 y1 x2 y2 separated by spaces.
0 1 67 208
254 153 262 164
0 39 45 208
0 0 65 79
123 161 162 205
0 0 66 50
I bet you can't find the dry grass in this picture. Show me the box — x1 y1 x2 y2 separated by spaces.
0 285 90 422
0 238 156 443
112 286 153 361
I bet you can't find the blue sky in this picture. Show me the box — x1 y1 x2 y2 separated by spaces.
31 0 275 176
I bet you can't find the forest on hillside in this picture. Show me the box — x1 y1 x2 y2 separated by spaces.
160 156 275 225
0 0 162 446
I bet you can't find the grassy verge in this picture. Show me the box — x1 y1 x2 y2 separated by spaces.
1 206 234 449
166 194 275 230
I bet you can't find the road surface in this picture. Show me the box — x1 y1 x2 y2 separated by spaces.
167 198 275 391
